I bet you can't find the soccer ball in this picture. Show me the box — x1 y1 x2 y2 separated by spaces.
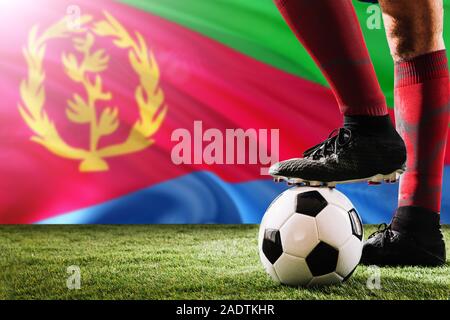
258 187 363 287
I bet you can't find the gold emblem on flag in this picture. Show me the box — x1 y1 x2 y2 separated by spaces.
18 12 168 172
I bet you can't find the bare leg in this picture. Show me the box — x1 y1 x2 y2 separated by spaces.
379 0 445 61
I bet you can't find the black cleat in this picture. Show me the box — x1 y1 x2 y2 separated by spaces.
360 223 446 267
269 127 406 187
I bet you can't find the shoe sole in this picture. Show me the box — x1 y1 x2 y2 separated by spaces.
272 168 405 188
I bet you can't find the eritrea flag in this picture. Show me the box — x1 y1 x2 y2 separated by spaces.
1 0 449 224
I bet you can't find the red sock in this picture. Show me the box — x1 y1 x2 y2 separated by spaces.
395 50 450 213
274 0 387 116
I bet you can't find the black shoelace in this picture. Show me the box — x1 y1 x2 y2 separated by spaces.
368 223 394 245
303 128 352 160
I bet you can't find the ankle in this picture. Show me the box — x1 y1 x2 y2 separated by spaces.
344 114 397 136
391 206 442 241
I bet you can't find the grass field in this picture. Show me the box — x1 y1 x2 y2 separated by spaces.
0 225 449 300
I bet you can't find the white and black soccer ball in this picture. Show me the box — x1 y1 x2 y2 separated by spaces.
258 187 363 287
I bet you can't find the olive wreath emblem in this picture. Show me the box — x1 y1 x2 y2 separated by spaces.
19 12 168 172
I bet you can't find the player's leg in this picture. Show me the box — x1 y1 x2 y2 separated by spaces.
362 0 448 266
270 0 406 186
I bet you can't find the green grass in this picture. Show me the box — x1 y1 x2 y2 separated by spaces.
0 225 449 300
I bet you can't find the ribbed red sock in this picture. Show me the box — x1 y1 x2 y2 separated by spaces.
395 50 450 213
274 0 387 116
